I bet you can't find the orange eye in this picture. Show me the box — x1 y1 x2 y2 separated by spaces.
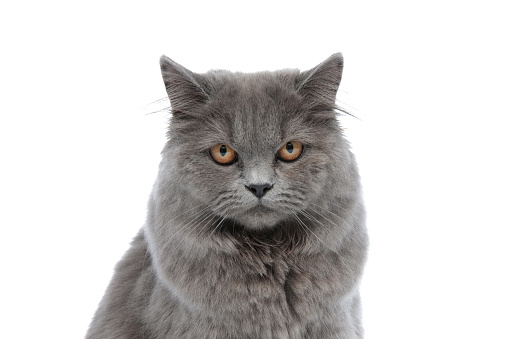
277 141 303 162
210 144 238 165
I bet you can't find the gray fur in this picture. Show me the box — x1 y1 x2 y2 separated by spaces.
86 54 368 339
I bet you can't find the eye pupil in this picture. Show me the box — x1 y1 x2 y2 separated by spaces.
286 142 294 154
220 145 227 156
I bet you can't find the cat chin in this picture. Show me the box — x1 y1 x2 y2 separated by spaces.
231 205 286 230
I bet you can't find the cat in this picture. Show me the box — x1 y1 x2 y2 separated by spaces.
86 53 368 339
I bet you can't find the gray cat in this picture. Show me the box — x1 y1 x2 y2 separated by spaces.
86 53 368 339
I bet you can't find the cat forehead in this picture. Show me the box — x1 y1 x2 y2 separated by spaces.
203 70 303 147
204 70 303 122
205 70 300 101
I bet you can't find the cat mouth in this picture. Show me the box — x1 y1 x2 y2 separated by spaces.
244 203 276 217
228 200 287 229
250 204 272 212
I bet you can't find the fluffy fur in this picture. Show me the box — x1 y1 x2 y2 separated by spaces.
86 54 368 338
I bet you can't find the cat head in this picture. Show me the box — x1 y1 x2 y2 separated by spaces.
159 54 354 230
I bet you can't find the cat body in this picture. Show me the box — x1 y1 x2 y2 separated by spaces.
86 54 368 339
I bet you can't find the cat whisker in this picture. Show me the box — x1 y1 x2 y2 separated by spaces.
299 209 332 232
156 204 210 239
165 203 210 224
334 99 360 120
142 96 170 112
309 201 345 217
276 202 305 212
194 212 220 238
292 210 338 254
213 203 241 216
307 203 341 225
160 207 214 251
296 218 311 240
335 97 359 112
147 97 170 106
213 192 242 207
183 210 217 239
208 215 228 238
145 107 171 116
148 203 208 240
141 97 171 115
215 199 240 212
335 107 359 121
169 212 218 253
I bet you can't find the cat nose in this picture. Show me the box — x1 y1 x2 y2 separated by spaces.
246 183 273 198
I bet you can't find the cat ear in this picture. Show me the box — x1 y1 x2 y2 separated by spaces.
297 53 343 104
160 55 209 115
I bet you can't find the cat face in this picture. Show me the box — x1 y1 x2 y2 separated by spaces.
160 55 347 230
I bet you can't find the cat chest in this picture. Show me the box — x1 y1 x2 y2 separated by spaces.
220 253 336 322
160 250 343 338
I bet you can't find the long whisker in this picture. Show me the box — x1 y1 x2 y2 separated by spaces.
309 201 344 219
208 215 228 238
145 106 171 116
307 202 342 224
292 211 338 254
194 212 220 238
299 209 332 231
290 211 310 238
166 203 209 223
161 206 210 240
160 207 213 250
183 210 217 239
149 203 209 240
146 97 169 106
170 212 218 252
335 105 360 121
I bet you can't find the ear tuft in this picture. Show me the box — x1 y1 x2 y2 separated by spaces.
160 55 209 114
297 53 344 104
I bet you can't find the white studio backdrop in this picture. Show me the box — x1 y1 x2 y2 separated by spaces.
1 1 508 338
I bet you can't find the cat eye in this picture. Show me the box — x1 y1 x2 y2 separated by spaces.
210 144 238 165
277 141 303 162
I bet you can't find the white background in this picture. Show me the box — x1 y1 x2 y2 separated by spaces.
1 1 508 338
